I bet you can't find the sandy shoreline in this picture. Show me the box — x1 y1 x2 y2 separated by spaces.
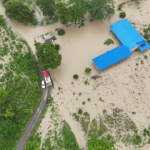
1 0 150 149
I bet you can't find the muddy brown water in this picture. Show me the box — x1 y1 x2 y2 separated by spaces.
1 0 150 149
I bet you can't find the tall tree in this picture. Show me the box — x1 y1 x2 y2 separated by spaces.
35 42 62 69
5 2 34 23
36 0 55 17
89 0 115 21
69 0 89 23
55 3 70 24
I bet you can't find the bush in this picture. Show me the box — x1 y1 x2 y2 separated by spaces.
78 108 83 114
54 44 60 50
84 80 88 85
87 98 91 101
31 18 38 26
120 12 126 18
82 101 85 105
85 67 92 73
56 28 65 36
0 64 3 69
73 74 78 79
104 39 114 46
0 15 5 27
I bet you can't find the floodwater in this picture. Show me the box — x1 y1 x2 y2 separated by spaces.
1 0 150 149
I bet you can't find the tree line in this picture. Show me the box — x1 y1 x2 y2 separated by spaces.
4 0 115 25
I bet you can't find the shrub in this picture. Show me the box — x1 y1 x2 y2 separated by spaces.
54 44 60 50
120 12 126 18
31 18 38 26
0 64 3 69
104 39 114 46
0 15 5 27
141 60 144 64
79 92 82 96
87 98 91 101
56 28 65 36
82 101 85 105
85 67 92 73
144 55 148 60
73 74 78 79
78 108 83 114
84 80 88 85
133 135 142 145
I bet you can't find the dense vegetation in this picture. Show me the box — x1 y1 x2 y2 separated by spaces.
36 0 55 17
5 2 35 23
25 99 80 150
87 134 117 150
120 11 126 18
35 42 62 69
4 0 115 25
0 17 41 150
89 0 114 21
55 0 114 24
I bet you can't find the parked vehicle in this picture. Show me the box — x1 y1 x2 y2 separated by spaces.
44 36 56 43
43 35 47 40
43 70 52 86
41 80 45 89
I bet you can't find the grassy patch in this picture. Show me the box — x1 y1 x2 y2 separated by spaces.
104 39 114 46
89 119 97 134
62 122 80 150
98 120 108 136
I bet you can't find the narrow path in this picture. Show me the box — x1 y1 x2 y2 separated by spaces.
16 65 52 150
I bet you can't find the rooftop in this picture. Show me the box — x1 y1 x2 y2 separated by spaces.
93 19 150 71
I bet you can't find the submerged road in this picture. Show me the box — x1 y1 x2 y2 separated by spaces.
16 66 52 150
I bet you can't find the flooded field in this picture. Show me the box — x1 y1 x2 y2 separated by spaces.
1 0 150 149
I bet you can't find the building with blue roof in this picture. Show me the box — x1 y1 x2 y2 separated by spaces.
93 19 150 71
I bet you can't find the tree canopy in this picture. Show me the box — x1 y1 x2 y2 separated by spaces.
36 0 55 17
87 134 117 150
55 0 114 24
55 3 70 24
5 2 34 23
35 42 62 69
89 0 115 21
69 0 89 23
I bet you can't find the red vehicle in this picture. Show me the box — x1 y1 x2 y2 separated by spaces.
43 70 52 86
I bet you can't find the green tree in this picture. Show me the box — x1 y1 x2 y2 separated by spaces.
87 134 117 150
85 67 92 73
120 12 126 18
35 42 62 69
5 2 34 23
55 3 70 24
0 15 5 27
89 0 115 21
69 0 89 23
36 0 55 17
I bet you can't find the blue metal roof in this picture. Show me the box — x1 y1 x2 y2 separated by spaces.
92 45 132 71
110 19 150 51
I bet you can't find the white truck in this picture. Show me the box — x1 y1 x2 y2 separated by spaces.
43 70 52 86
